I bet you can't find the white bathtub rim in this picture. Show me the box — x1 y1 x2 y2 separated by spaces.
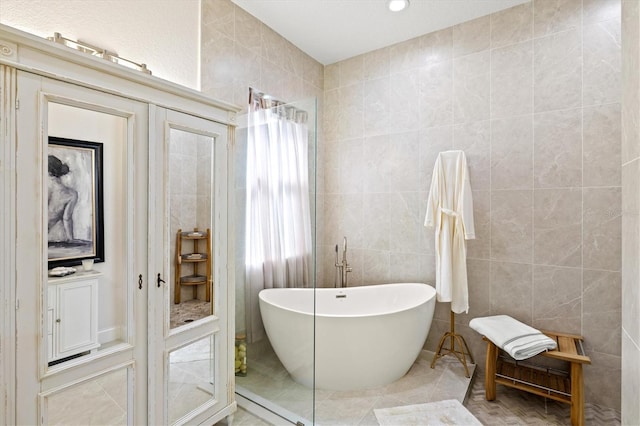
258 282 435 318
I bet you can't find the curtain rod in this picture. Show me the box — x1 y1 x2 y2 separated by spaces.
249 87 308 123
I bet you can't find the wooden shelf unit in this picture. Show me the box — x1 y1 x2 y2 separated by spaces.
175 228 211 304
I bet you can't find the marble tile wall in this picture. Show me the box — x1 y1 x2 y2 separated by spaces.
199 0 623 412
621 1 640 424
321 0 621 410
200 0 324 111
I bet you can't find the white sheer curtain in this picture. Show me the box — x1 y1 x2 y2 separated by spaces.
245 90 313 342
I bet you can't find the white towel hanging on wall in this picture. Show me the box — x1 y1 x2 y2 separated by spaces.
424 150 475 314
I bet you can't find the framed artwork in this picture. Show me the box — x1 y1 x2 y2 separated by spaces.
47 137 104 269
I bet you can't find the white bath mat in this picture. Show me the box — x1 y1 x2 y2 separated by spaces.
374 399 482 426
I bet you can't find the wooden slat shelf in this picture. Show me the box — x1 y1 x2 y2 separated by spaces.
180 257 207 263
495 357 571 404
179 275 207 285
181 231 207 239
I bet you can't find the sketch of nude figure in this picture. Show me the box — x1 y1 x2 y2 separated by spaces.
48 155 78 242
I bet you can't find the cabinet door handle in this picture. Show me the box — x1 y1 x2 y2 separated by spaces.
157 273 166 288
138 274 143 290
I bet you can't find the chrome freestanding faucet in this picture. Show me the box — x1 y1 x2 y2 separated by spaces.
334 236 352 288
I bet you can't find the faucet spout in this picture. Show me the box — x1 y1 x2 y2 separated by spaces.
342 237 348 262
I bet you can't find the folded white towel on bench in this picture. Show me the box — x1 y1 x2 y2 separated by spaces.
469 315 557 361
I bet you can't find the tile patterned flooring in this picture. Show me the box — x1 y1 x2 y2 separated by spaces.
466 379 621 425
236 346 474 425
233 346 622 426
170 298 210 329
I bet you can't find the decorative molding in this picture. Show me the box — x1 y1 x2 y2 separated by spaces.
0 24 240 116
0 39 17 61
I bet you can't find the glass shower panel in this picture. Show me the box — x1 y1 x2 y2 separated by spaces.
235 95 317 425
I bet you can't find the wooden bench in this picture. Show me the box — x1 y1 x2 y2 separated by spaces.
483 330 591 426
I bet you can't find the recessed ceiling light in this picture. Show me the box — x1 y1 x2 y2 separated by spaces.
388 0 409 12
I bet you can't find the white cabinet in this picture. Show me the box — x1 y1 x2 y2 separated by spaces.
47 271 100 363
2 23 237 426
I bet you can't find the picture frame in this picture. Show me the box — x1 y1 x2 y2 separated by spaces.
47 137 104 269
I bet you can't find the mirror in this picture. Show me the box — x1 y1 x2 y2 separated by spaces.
168 127 215 329
168 335 215 423
46 102 128 367
45 365 129 424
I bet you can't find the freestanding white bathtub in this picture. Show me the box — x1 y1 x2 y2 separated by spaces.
258 283 436 391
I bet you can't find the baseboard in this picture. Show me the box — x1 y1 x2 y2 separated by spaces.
98 326 122 344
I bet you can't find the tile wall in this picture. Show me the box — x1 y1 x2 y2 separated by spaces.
200 0 324 334
321 0 621 410
199 0 623 410
200 0 324 110
621 1 640 424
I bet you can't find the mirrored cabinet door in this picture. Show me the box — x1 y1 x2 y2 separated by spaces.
148 106 231 425
14 72 149 425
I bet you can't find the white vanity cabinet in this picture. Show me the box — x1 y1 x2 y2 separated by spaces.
47 271 100 363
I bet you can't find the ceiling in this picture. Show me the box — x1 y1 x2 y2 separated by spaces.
231 0 531 65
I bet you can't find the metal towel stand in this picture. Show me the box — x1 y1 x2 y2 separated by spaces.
430 310 474 377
